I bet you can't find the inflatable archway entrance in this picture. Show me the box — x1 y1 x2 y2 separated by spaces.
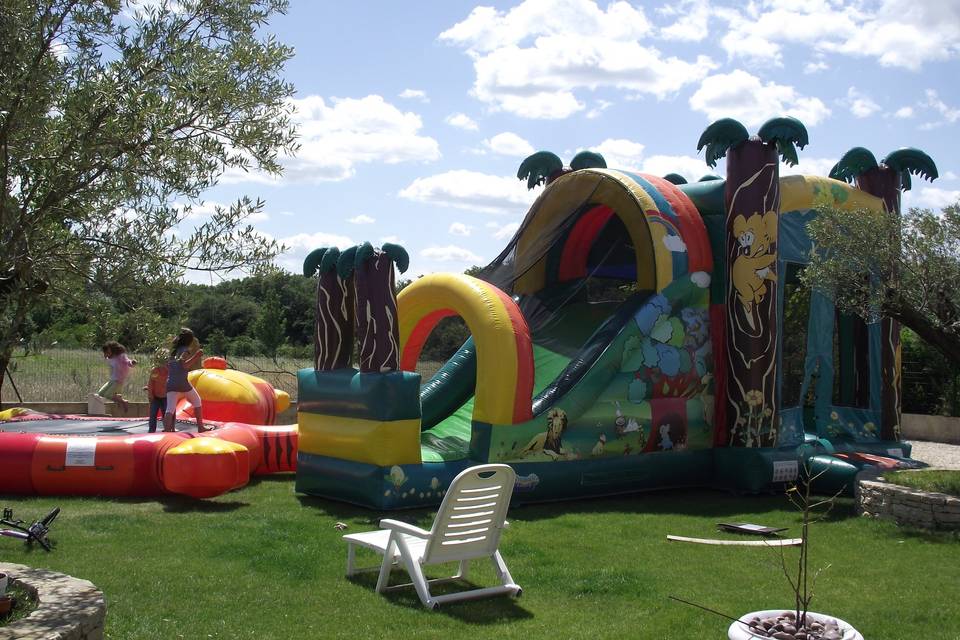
513 169 712 294
397 273 534 425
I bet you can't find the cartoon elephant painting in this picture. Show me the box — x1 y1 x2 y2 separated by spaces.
730 210 778 327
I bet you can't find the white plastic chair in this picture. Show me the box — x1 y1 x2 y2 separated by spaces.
343 464 521 609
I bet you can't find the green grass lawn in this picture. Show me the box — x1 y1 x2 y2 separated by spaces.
1 480 957 639
884 469 960 497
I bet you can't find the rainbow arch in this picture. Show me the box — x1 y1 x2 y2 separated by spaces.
513 169 712 295
397 273 534 425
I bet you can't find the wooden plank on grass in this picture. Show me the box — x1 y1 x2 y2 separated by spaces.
667 535 803 547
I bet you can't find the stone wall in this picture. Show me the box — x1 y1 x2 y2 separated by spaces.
0 562 105 640
902 413 960 445
858 479 960 530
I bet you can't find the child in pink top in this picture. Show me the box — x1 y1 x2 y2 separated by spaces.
97 341 137 412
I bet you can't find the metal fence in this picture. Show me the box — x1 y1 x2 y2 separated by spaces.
1 348 309 404
1 348 444 404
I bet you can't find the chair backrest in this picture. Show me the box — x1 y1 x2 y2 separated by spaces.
422 464 516 565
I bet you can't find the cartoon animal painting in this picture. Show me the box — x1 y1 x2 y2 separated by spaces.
652 412 688 451
731 211 778 326
591 433 607 457
518 408 569 460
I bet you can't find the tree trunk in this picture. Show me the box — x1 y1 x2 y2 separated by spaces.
314 271 354 370
354 250 400 373
891 301 960 367
724 139 780 447
856 167 903 440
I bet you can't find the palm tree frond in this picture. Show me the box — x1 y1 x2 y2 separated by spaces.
570 150 607 171
697 118 749 167
354 241 375 270
663 173 688 185
758 116 809 149
882 148 938 192
776 140 800 168
302 247 328 277
698 174 722 182
336 245 359 279
828 147 878 184
319 247 341 274
381 243 410 274
517 151 563 189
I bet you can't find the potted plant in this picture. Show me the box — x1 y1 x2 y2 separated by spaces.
727 464 863 640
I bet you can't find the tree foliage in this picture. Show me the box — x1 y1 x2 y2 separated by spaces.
803 202 960 365
0 0 297 394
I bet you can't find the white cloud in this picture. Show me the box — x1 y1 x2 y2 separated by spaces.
780 157 839 179
894 106 915 119
716 1 960 70
445 113 479 130
942 171 958 181
590 138 645 170
420 245 484 263
823 1 960 70
844 87 880 119
640 154 714 183
399 88 429 102
224 95 440 184
440 0 715 119
483 132 535 157
347 214 375 225
449 222 473 236
490 221 521 241
803 61 829 74
658 0 710 42
586 99 613 119
399 170 537 214
908 187 960 210
689 70 830 127
380 235 404 245
280 231 355 251
921 89 960 127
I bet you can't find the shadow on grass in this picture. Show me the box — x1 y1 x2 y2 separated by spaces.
157 496 249 513
877 520 960 544
505 489 859 523
346 572 533 623
293 488 860 527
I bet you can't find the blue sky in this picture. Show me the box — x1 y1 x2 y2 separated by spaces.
197 0 960 282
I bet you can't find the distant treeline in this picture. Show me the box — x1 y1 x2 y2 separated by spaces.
20 268 472 363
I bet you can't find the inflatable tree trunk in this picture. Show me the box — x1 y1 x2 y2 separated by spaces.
854 167 903 441
315 270 354 370
346 243 409 373
724 140 780 447
303 247 354 371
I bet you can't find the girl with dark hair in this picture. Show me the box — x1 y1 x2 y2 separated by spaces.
162 328 207 432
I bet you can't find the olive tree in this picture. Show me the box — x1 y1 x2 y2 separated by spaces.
804 202 960 365
0 0 297 395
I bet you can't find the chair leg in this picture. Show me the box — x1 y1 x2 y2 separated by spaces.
346 543 356 577
375 538 397 593
395 536 434 608
490 550 517 588
456 559 470 580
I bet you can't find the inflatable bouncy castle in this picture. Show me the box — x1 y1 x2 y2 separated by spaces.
294 117 936 509
0 360 297 499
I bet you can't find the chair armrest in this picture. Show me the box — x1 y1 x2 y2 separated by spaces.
379 519 431 538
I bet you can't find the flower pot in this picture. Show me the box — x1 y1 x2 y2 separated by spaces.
727 609 863 640
0 595 11 616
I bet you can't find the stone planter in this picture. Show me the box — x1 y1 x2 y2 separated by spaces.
728 609 863 639
0 562 105 639
859 478 960 530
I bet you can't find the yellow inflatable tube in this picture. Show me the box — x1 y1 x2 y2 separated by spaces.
398 273 534 425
